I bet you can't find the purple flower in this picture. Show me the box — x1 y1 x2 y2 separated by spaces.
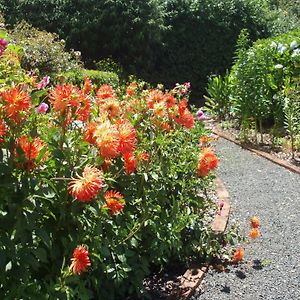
37 75 50 90
0 38 8 56
196 109 206 121
36 103 49 114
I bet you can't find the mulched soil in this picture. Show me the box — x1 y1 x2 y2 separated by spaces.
208 120 300 167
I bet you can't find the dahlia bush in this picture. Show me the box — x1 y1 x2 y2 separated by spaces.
0 33 239 299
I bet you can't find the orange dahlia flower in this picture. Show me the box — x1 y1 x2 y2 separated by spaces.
16 136 47 170
117 120 137 154
163 93 175 108
76 92 91 122
96 84 115 104
94 121 120 159
84 122 97 145
1 87 31 123
147 89 164 109
123 152 137 174
196 148 218 177
49 84 76 114
249 228 260 239
70 245 91 275
250 216 260 228
68 166 104 202
103 190 125 215
232 247 245 262
99 98 120 118
82 77 92 95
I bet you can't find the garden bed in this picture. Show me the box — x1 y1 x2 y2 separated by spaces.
207 119 300 171
141 177 231 300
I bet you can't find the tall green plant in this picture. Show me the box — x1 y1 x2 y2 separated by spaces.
204 71 232 120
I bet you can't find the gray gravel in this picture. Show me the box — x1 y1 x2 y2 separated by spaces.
193 138 300 300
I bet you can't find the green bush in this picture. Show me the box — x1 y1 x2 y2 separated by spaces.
0 72 238 298
9 21 82 78
61 69 119 89
209 27 300 143
0 0 275 99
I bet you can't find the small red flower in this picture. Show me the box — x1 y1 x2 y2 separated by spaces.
70 245 91 275
250 216 260 228
68 166 104 202
232 247 244 262
123 152 137 174
103 190 125 215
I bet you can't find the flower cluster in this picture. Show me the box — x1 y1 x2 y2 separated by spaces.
249 215 260 239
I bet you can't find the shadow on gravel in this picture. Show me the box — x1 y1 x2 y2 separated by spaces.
220 285 231 294
235 270 246 279
252 259 263 270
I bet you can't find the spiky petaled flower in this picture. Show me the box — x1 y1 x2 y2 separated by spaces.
70 245 91 275
16 136 47 170
68 166 104 202
84 122 97 145
163 93 175 109
196 148 218 177
249 228 260 239
94 121 120 159
250 216 260 228
96 84 115 104
82 77 92 95
99 98 120 118
123 152 137 174
49 84 77 114
76 92 91 122
103 190 125 215
1 87 31 124
147 89 164 109
232 247 245 262
0 119 7 143
117 120 137 154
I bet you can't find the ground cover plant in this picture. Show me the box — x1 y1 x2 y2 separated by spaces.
0 31 247 299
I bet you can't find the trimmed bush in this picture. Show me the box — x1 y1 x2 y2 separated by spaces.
61 69 119 88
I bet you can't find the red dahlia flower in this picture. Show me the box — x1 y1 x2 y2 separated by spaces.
70 245 91 275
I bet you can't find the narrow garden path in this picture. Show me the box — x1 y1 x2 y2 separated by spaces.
193 138 300 300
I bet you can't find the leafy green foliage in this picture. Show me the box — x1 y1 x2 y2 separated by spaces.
0 0 276 99
204 71 232 120
10 21 82 78
61 69 119 89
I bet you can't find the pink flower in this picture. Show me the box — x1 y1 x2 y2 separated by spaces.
37 75 50 90
219 200 224 210
196 109 206 121
36 103 49 113
0 38 8 56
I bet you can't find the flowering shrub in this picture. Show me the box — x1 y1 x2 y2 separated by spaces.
0 39 240 299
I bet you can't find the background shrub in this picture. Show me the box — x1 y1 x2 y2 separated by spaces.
10 21 82 78
0 0 284 101
61 69 119 88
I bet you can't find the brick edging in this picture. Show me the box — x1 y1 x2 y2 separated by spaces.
179 177 231 299
213 128 300 175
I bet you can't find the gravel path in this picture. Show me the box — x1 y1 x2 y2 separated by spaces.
193 138 300 300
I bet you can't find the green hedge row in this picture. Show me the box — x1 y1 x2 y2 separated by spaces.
0 0 281 99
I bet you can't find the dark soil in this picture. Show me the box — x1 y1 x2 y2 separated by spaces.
209 120 300 167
